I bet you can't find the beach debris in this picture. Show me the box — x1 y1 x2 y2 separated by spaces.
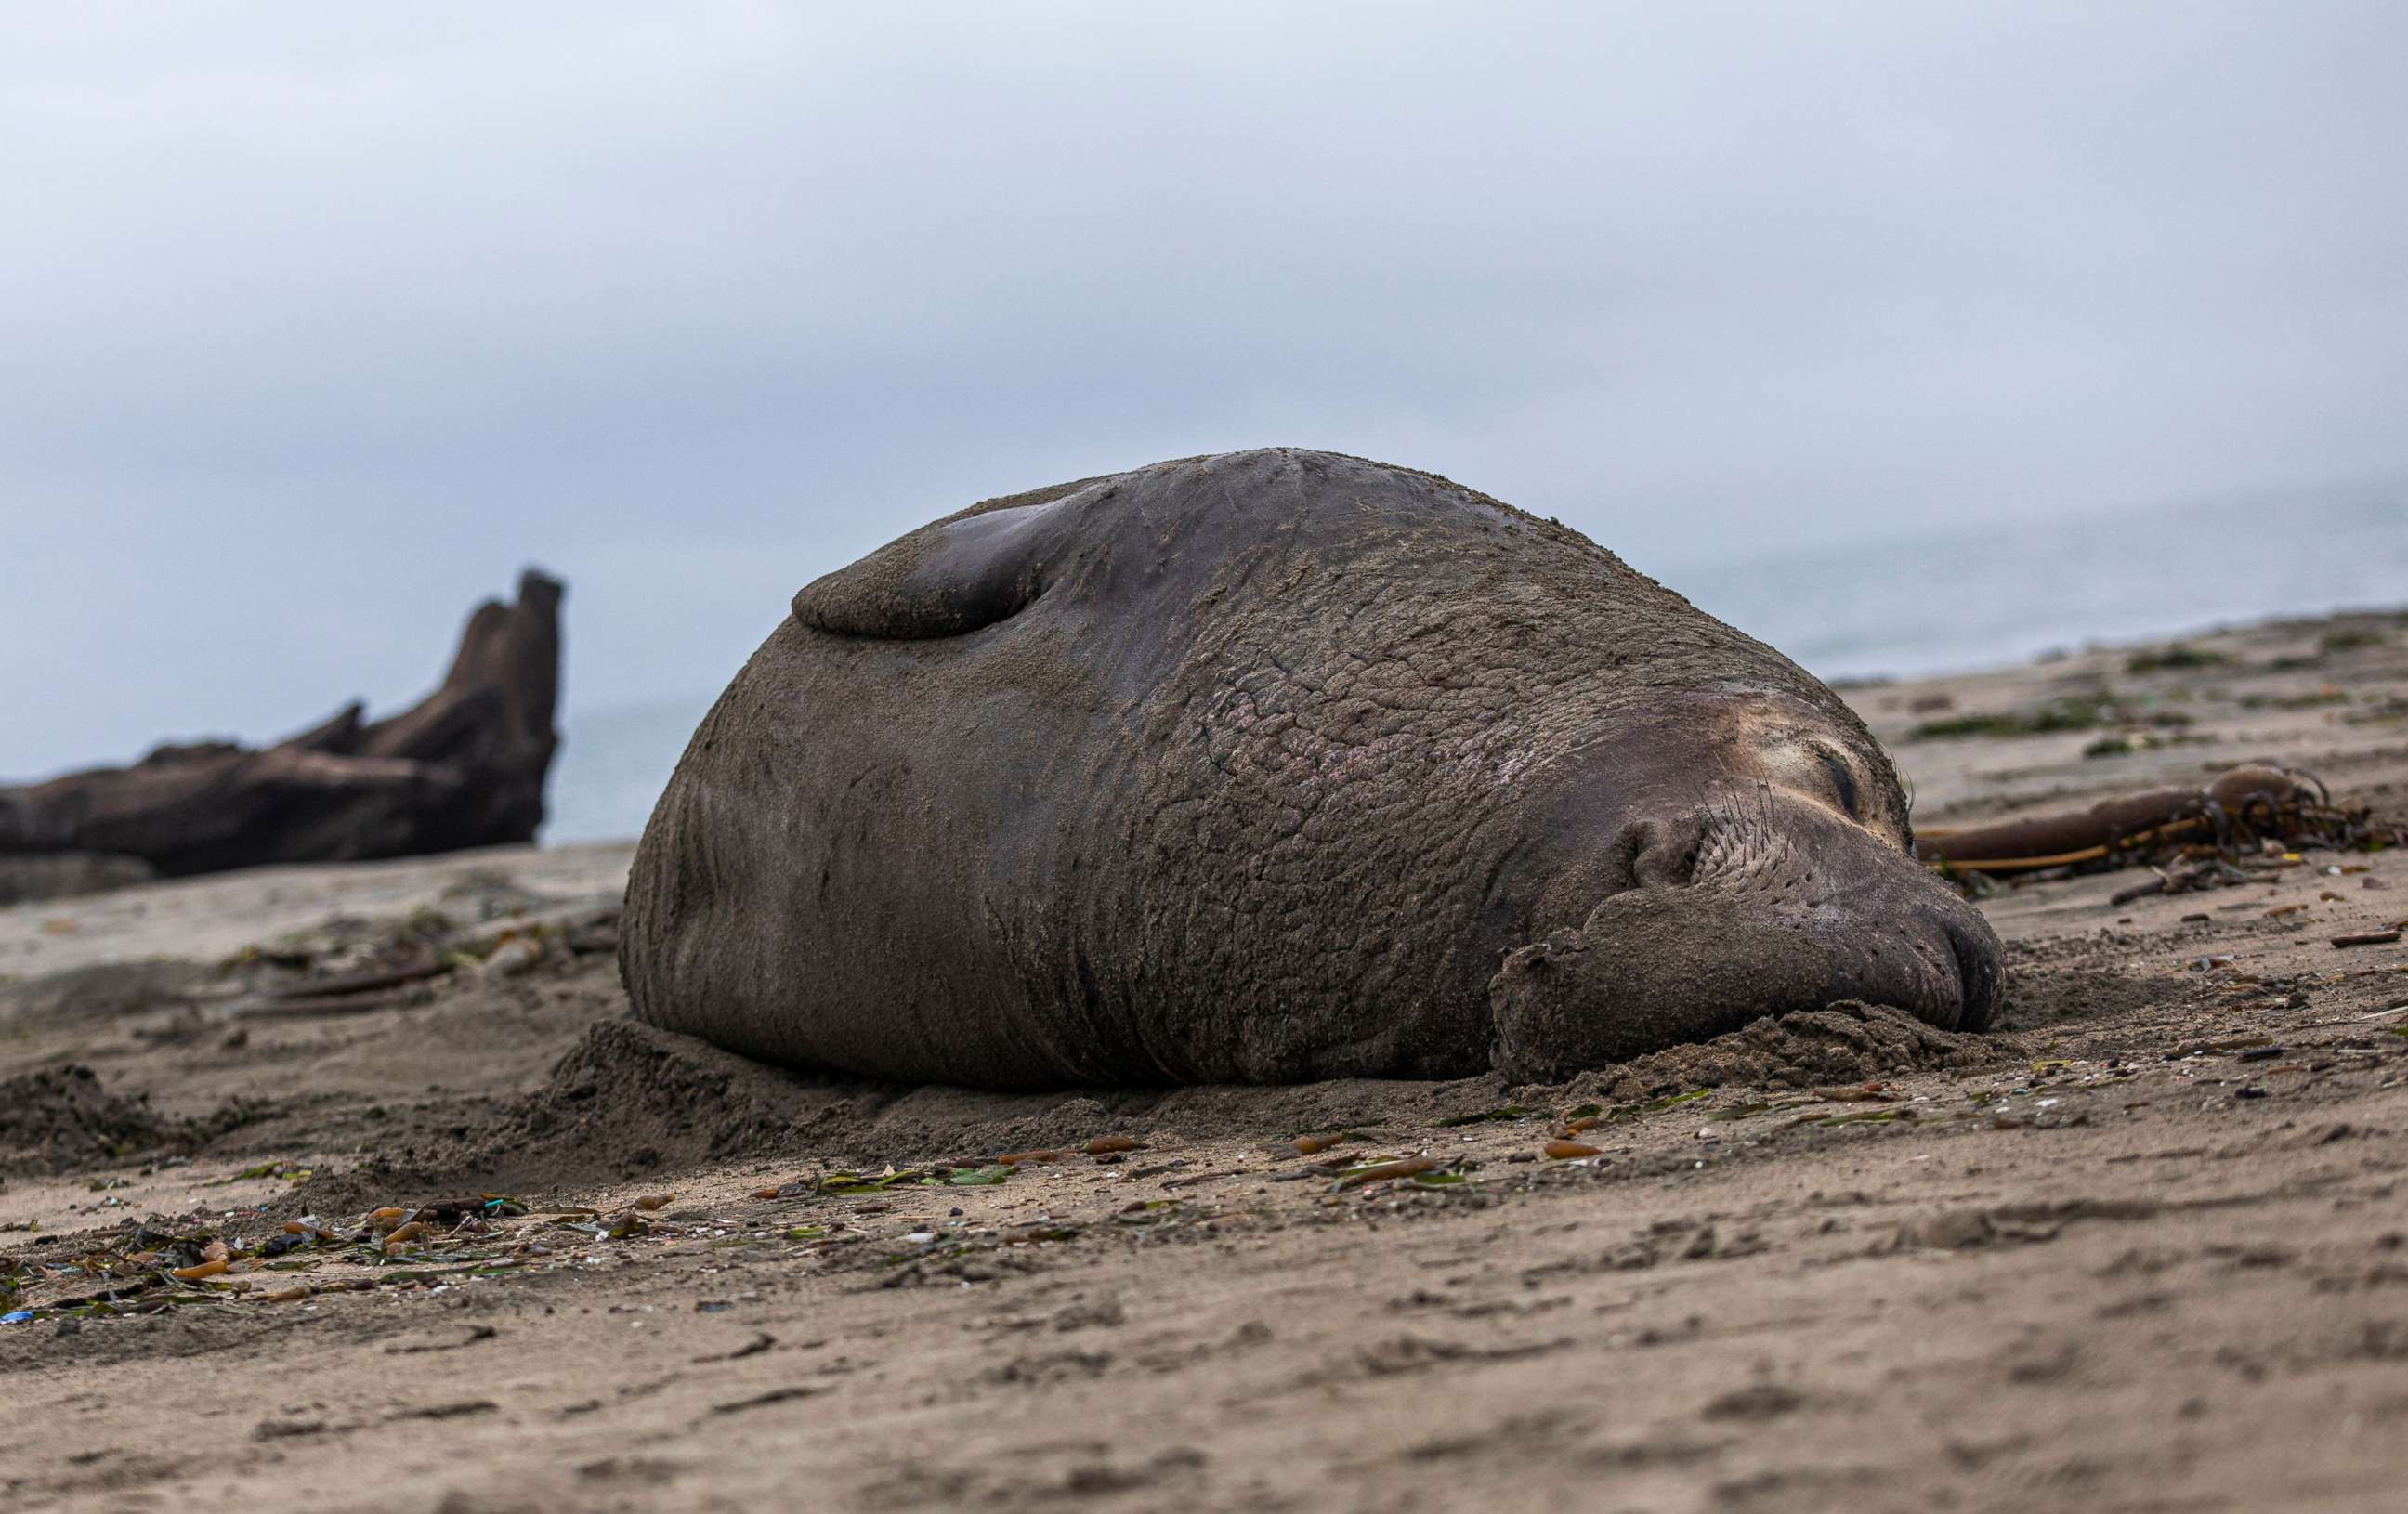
1114 1199 1189 1226
1437 1106 1532 1128
752 1163 1027 1199
2083 730 2212 760
1267 1132 1355 1159
2126 643 2231 673
1583 1090 1711 1126
478 933 547 978
233 985 437 1020
2110 876 2177 907
267 959 453 1000
2333 931 2401 949
1083 1135 1145 1155
1328 1156 1441 1190
1918 764 2397 883
711 1386 824 1416
0 570 562 884
1542 1140 1603 1160
1910 695 2138 741
1806 1107 1915 1129
0 1195 543 1325
1813 1081 1896 1103
818 1168 934 1195
1161 1168 1246 1190
213 901 620 1019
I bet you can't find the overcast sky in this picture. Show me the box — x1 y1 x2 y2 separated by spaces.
5 3 2403 781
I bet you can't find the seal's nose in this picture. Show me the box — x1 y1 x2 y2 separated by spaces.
1613 815 1708 891
1941 901 2003 1032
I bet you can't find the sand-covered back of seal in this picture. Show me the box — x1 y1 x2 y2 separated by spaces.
622 449 1897 1086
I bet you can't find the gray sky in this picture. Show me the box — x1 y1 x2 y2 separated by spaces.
6 2 2403 781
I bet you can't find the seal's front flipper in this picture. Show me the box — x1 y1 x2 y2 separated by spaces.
793 493 1090 640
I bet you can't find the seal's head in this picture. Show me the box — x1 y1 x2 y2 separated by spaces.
1490 683 2000 1080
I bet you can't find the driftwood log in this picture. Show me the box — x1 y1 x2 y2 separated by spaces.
0 569 561 887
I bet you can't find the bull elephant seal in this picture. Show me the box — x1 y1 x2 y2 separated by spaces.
622 449 2000 1087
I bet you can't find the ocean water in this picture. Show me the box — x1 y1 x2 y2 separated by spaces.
1667 482 2406 685
544 484 2406 843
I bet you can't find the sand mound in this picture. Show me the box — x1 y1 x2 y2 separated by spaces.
1589 1000 2013 1103
370 1001 2006 1202
285 1000 2019 1206
0 1063 268 1176
510 1018 821 1181
0 1064 166 1173
286 1014 1535 1204
484 1020 1524 1187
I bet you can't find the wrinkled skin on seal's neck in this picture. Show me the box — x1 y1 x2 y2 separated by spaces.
624 449 2000 1087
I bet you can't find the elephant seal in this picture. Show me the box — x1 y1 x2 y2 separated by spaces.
622 449 2000 1087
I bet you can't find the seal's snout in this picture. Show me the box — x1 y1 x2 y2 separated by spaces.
1489 794 2004 1081
1941 901 2003 1034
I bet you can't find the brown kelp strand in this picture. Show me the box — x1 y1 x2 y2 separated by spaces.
1917 764 2400 891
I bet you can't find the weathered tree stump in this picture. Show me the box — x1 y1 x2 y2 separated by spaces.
0 569 563 884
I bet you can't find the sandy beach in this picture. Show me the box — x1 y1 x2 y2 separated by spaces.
4 607 2405 1513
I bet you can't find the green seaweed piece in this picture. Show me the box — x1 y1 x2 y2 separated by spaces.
1815 1108 1911 1127
1114 1201 1184 1227
819 1168 926 1195
1437 1106 1529 1127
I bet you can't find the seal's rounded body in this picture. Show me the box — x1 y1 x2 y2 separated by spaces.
622 450 1998 1087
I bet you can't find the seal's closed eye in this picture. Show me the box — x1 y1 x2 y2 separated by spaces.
792 497 1073 639
1815 745 1861 820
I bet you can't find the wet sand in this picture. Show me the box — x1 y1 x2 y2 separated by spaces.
3 607 2405 1513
